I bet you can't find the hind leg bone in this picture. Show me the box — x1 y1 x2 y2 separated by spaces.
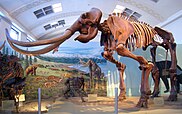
116 44 153 108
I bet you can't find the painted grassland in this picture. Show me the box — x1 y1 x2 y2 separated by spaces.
23 59 107 101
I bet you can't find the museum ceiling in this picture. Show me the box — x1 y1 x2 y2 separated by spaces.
0 0 181 41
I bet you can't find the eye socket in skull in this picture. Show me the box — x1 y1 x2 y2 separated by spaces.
81 13 88 19
80 24 89 35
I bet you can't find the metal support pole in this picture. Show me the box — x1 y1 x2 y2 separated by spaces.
114 87 118 114
38 88 41 114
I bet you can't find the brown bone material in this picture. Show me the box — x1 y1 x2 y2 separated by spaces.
6 8 102 55
0 40 6 50
6 8 177 108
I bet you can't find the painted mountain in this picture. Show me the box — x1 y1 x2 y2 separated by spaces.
36 41 106 64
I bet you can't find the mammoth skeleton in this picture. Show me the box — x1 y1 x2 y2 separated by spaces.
5 8 177 108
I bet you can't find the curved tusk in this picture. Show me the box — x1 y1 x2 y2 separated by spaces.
7 39 64 56
5 28 73 47
0 40 6 50
8 40 61 56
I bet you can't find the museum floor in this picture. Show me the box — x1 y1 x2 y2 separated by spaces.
1 94 182 114
45 94 182 114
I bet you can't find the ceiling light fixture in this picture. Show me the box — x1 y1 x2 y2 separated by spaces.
113 5 125 13
44 20 65 30
113 5 142 20
52 3 62 13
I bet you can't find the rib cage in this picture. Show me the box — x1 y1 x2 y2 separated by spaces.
125 21 158 51
100 13 164 52
115 12 160 51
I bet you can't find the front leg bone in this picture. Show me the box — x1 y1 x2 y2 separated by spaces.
117 64 126 101
102 50 127 100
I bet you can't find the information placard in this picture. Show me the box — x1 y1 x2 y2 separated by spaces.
88 94 97 102
2 100 14 110
15 94 25 102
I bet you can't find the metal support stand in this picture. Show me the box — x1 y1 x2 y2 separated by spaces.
38 88 41 114
114 87 118 114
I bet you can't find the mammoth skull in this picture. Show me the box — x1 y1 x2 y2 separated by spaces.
6 8 102 56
